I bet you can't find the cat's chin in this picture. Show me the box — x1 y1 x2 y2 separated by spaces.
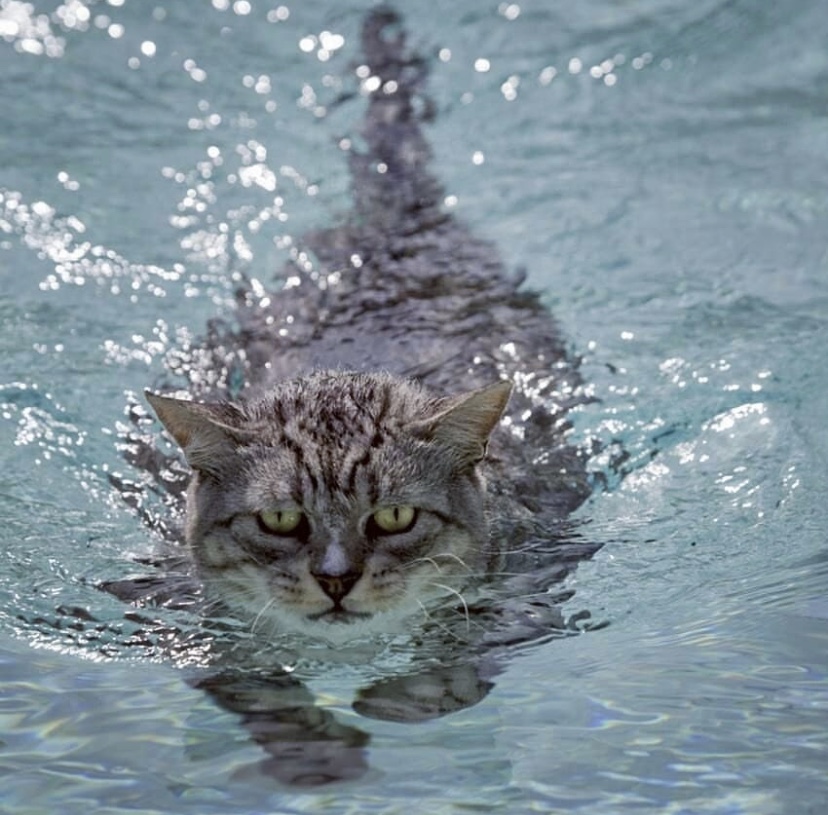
306 609 373 624
308 612 410 643
266 606 416 646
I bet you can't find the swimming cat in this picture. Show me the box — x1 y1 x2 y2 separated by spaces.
110 5 600 779
120 5 595 639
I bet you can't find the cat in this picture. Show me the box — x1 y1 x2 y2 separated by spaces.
108 5 602 782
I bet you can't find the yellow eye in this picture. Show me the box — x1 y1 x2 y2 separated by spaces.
258 508 304 535
371 505 417 534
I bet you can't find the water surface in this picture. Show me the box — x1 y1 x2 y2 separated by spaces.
1 0 827 812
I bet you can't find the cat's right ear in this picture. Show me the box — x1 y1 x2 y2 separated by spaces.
145 391 247 474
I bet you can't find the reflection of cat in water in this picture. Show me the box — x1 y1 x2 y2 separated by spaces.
112 6 602 785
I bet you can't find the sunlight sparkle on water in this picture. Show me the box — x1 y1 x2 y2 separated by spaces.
501 75 519 101
539 66 557 85
498 3 521 21
1 188 182 296
243 74 271 94
183 58 207 83
299 29 345 63
632 52 654 70
266 6 289 23
0 0 66 56
361 75 381 94
705 403 769 435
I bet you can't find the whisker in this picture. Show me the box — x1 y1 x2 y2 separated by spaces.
429 582 471 633
429 551 474 571
405 556 443 574
198 597 226 617
416 597 467 643
405 551 474 575
251 597 278 634
416 597 434 622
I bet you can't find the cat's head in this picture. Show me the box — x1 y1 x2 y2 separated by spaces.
147 372 510 643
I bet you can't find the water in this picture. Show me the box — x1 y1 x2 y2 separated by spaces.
1 0 827 811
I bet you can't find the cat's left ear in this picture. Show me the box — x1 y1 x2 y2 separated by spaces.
414 381 512 466
145 391 249 475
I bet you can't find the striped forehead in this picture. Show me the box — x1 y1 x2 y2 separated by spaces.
268 402 404 502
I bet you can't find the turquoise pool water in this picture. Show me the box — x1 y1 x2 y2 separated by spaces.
1 0 827 812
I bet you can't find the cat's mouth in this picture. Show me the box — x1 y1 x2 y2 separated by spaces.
307 608 373 625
